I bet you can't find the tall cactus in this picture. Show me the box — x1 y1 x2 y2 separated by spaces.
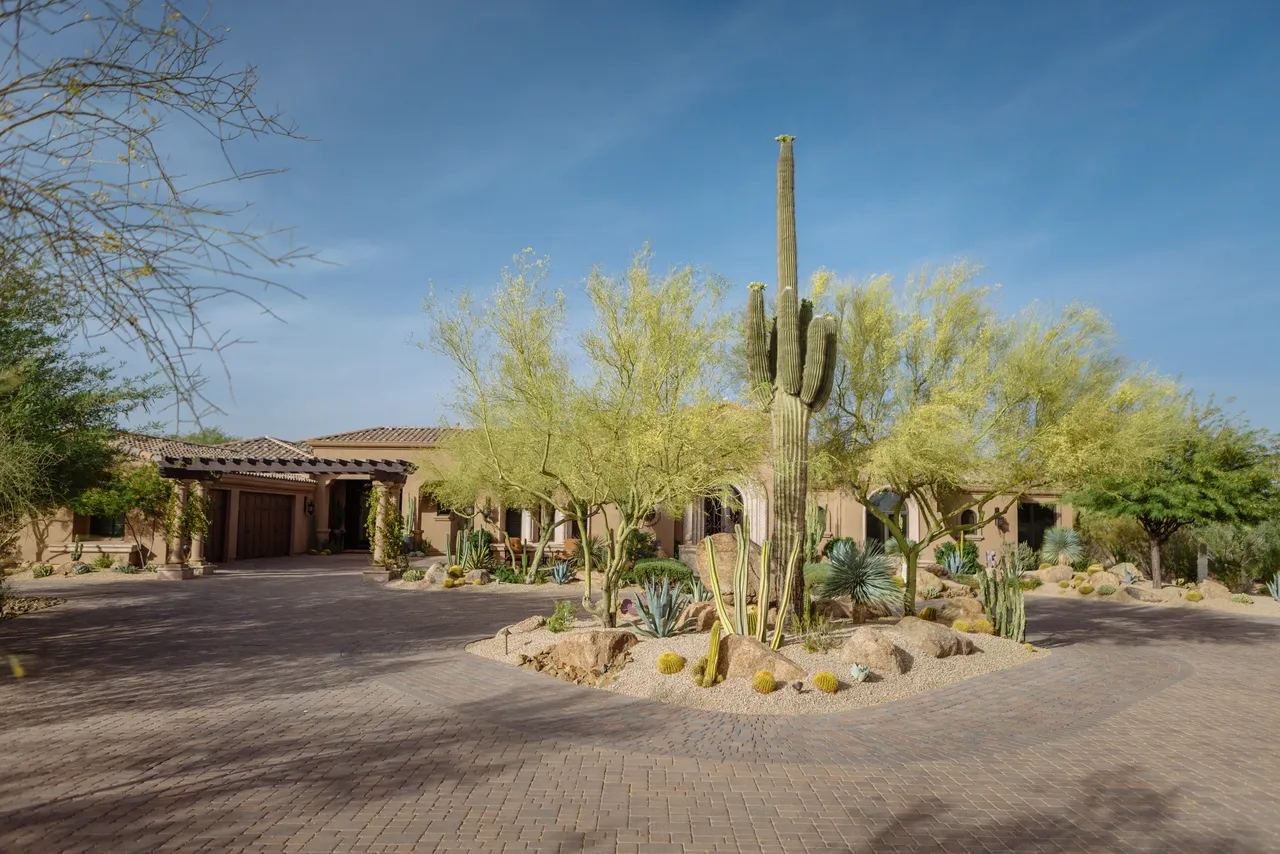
746 135 838 616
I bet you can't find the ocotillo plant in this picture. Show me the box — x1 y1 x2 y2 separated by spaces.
746 135 838 615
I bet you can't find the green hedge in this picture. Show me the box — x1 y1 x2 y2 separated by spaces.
620 558 692 587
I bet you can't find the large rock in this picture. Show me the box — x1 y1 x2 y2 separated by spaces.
423 564 448 586
1123 586 1162 604
837 627 907 675
717 634 805 681
915 568 945 594
509 615 547 634
936 597 984 624
894 616 976 658
680 601 719 632
1035 565 1074 584
1087 570 1121 589
1112 563 1141 584
464 569 491 585
812 598 853 620
695 533 763 601
1199 579 1232 600
550 630 638 672
940 580 976 599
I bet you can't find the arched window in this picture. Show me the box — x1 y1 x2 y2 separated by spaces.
866 490 909 545
704 487 744 536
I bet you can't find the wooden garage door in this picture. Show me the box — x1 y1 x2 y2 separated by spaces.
236 492 294 560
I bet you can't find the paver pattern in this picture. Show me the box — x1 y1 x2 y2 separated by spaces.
1 556 1278 853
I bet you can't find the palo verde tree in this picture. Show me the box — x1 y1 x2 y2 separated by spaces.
814 263 1172 613
0 1 312 421
745 135 838 614
1070 403 1279 589
424 247 767 625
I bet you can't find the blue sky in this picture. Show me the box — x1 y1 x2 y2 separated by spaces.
119 0 1280 440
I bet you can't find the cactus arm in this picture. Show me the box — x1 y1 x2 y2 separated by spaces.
776 287 803 395
746 283 775 408
733 524 751 634
702 621 722 687
754 540 771 642
800 314 834 407
704 539 736 635
769 542 802 650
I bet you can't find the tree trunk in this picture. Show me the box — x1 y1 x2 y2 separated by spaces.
771 393 810 617
1149 534 1164 590
903 548 919 616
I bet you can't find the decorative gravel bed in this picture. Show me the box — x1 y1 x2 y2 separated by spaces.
466 617 1046 716
2 595 66 619
1027 581 1280 617
4 567 158 583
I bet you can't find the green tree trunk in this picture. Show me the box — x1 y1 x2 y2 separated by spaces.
903 549 920 616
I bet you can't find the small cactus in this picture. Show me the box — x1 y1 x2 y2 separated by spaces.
951 618 972 633
1097 584 1116 595
970 619 994 635
1023 642 1036 651
752 670 776 694
696 622 722 688
1185 590 1203 602
691 655 708 682
31 564 54 578
1058 580 1069 589
657 652 686 675
1039 563 1051 570
1088 564 1103 573
918 606 937 621
812 671 839 694
849 663 870 683
1077 584 1094 595
442 577 454 589
1231 593 1254 605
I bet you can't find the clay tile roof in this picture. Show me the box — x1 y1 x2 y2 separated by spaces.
218 436 315 458
305 426 453 446
115 433 316 482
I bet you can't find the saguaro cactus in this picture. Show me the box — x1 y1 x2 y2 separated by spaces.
746 135 838 616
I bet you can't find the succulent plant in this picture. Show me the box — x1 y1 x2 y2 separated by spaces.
849 663 871 683
31 564 54 578
402 568 425 582
686 573 713 602
752 670 776 694
1023 642 1036 651
951 618 972 633
939 550 971 579
113 565 140 574
970 619 994 635
442 577 454 589
72 563 92 575
1019 577 1043 590
1058 580 1070 588
812 671 839 694
1039 527 1083 566
918 606 937 621
1185 590 1203 602
1266 574 1280 602
472 577 485 586
691 655 708 682
696 623 722 688
1096 584 1116 595
550 561 574 585
656 652 686 675
546 600 576 633
1077 584 1095 595
633 576 691 638
1231 593 1254 605
820 539 900 613
919 585 943 600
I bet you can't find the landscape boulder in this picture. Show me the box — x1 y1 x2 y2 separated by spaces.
1035 565 1074 584
812 598 853 620
464 569 491 585
509 615 547 634
1123 586 1162 604
717 634 805 681
695 533 763 601
1112 563 1142 584
1199 579 1232 600
1087 570 1121 589
837 627 907 675
915 568 945 594
680 601 719 632
894 616 976 658
936 597 985 624
423 564 448 586
940 580 976 599
550 630 638 672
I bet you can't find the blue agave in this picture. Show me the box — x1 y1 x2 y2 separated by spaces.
632 576 690 638
940 551 970 578
550 561 574 584
1266 573 1280 602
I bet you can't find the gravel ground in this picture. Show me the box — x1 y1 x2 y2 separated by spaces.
467 617 1046 716
2 595 65 619
3 567 159 583
1027 581 1280 617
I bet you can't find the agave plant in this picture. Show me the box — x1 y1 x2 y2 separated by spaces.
940 551 970 579
550 561 575 584
632 576 690 638
820 539 901 613
1266 573 1280 602
1040 527 1083 566
686 573 713 602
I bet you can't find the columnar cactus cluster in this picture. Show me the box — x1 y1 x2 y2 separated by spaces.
746 135 838 615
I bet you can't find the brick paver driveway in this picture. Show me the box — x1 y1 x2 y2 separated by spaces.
2 556 1277 853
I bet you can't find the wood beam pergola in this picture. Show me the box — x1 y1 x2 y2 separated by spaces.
155 456 415 483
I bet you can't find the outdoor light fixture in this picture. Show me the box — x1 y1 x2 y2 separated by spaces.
304 498 315 516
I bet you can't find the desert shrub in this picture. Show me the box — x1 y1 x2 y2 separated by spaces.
918 606 937 621
821 539 900 612
1231 593 1254 605
1196 521 1280 592
91 553 114 569
491 566 523 584
1185 590 1203 602
72 563 92 575
1077 584 1094 595
143 564 160 572
751 670 776 694
1077 510 1149 571
934 540 979 574
1002 542 1040 576
622 558 692 587
919 585 943 600
1020 577 1043 590
656 652 685 674
1096 584 1116 595
546 600 576 632
812 672 839 694
622 530 660 562
401 568 425 582
969 619 994 635
113 564 140 574
798 613 838 653
1058 580 1069 588
951 619 972 632
31 564 54 578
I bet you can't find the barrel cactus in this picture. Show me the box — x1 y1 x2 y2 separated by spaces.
656 652 686 675
746 135 838 615
812 671 839 694
751 670 776 694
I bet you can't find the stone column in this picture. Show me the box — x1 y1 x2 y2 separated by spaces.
159 480 193 580
187 481 211 576
313 474 333 547
370 481 389 566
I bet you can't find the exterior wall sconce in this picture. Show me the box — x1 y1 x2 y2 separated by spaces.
304 498 315 516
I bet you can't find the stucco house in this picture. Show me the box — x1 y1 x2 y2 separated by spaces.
14 424 1073 575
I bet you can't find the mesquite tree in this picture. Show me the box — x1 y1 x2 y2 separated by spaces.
745 135 838 615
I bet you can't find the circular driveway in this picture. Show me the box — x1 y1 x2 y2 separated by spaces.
2 556 1277 853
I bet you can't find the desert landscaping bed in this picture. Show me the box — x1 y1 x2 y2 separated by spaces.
2 595 65 619
467 613 1046 716
4 566 160 584
1024 565 1280 618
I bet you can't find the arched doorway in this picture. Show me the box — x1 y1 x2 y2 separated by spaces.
704 487 744 536
865 490 909 546
1017 501 1057 552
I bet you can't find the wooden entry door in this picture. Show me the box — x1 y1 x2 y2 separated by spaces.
236 492 294 559
206 488 230 563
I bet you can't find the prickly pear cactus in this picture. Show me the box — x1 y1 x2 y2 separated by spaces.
746 135 838 616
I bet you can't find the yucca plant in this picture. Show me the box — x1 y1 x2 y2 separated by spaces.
820 539 901 613
939 551 970 579
632 576 690 638
569 535 609 573
1040 526 1083 566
